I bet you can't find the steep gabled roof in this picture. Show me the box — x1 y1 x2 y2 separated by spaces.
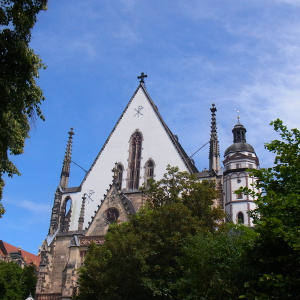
140 85 198 173
85 181 136 235
77 83 198 188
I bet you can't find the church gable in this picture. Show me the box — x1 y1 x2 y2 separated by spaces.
85 184 131 237
66 80 198 230
81 83 197 187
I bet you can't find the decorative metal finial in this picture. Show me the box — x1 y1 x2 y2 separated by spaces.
235 109 240 122
210 103 217 113
68 128 74 138
137 72 147 83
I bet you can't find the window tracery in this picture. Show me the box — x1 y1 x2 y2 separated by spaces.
128 131 143 190
60 197 72 232
116 163 123 189
145 159 155 187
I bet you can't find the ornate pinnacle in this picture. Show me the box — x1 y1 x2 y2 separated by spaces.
60 128 74 189
112 163 118 183
209 104 220 172
78 195 86 231
112 162 121 190
210 103 217 113
210 104 218 141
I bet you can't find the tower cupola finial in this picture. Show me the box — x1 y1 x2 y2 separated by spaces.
60 128 74 189
235 109 240 123
209 103 220 172
232 120 247 143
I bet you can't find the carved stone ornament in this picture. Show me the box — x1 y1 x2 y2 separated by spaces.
35 294 62 300
80 236 106 245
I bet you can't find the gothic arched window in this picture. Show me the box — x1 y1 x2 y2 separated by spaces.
116 164 123 189
128 131 143 190
60 197 72 232
145 159 155 186
237 212 244 224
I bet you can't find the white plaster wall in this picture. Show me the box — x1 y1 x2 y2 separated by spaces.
68 88 192 230
229 202 256 226
223 150 260 226
224 151 258 170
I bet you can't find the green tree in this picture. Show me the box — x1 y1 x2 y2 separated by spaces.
239 119 300 299
142 165 224 230
0 0 47 216
77 204 201 300
77 167 225 299
175 224 257 300
0 261 37 300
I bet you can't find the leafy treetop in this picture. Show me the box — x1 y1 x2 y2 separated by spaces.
141 165 224 230
238 119 300 299
0 0 47 216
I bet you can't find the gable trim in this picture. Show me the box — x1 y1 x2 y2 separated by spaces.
79 84 198 188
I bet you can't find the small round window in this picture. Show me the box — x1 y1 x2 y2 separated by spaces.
105 208 119 223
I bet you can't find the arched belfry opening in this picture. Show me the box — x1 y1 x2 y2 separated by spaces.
127 131 143 190
60 196 72 232
237 212 244 224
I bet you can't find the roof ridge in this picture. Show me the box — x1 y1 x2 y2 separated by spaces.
76 82 198 189
139 84 198 173
79 84 143 187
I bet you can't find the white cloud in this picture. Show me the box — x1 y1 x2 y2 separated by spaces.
19 200 52 214
3 198 51 215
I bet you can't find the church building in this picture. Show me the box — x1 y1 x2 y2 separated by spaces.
35 74 260 300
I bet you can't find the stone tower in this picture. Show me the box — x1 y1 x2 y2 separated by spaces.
195 103 223 209
48 128 74 236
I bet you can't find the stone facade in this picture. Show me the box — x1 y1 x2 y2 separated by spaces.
35 78 259 299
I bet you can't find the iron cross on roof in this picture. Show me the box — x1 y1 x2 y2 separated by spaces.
137 72 147 83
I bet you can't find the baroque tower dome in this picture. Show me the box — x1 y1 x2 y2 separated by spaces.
224 121 255 156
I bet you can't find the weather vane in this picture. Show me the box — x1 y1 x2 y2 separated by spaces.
235 109 240 122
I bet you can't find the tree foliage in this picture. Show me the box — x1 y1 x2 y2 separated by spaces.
78 121 300 299
175 224 257 300
141 165 224 230
239 119 300 299
77 203 201 300
0 261 37 300
77 167 226 299
0 0 47 216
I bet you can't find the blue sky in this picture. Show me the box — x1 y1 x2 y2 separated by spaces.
2 0 300 254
